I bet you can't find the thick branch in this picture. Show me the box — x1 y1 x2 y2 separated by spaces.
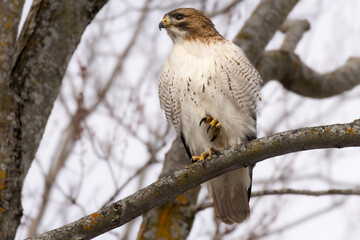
233 0 299 64
258 50 360 97
28 119 360 240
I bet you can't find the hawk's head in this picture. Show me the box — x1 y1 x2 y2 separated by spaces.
159 8 221 43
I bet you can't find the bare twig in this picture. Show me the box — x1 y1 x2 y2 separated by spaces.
280 19 310 51
252 200 344 239
197 188 360 212
86 0 152 115
27 107 84 237
253 188 360 197
101 158 157 208
208 0 243 17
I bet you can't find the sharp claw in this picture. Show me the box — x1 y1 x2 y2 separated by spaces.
212 123 221 141
199 117 206 126
200 116 212 126
200 115 221 141
192 152 209 168
210 147 220 155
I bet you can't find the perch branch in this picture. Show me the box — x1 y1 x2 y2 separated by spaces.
28 119 360 240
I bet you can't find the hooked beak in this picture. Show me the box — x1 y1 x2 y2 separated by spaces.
158 21 166 30
159 17 171 30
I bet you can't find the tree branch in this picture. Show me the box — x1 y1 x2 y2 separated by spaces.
252 188 360 197
280 19 310 52
232 0 360 99
258 50 360 97
28 119 360 240
233 0 299 64
196 188 360 212
252 200 343 239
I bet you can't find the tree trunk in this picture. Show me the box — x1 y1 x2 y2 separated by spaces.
0 0 108 238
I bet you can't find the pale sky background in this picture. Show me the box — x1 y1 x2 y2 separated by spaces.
16 0 360 239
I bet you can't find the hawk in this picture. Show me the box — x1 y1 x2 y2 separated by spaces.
158 8 262 224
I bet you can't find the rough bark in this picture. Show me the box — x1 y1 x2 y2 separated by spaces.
0 0 108 239
138 138 200 240
0 1 27 239
28 119 360 240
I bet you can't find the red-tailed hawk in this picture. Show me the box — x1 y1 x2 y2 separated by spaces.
158 8 262 224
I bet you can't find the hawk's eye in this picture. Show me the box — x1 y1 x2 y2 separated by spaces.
175 14 185 21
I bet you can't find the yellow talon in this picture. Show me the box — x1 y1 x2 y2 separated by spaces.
192 152 209 162
192 147 219 167
199 115 222 141
192 152 209 168
209 119 217 126
199 116 213 126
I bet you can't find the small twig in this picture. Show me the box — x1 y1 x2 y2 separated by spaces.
27 111 82 237
252 188 360 197
208 0 243 18
280 19 310 51
101 158 157 208
197 188 360 212
252 200 344 239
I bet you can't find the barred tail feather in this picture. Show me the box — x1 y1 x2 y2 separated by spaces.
207 167 251 224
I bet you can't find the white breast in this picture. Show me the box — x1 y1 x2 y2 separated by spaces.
167 39 256 155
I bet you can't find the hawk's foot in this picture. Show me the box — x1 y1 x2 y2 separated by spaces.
199 115 221 142
192 147 219 168
192 152 209 168
199 116 213 126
